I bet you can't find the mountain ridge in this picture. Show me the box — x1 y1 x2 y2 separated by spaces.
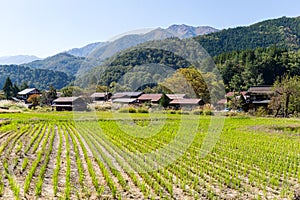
0 55 40 65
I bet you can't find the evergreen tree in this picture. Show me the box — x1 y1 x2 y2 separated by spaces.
20 82 29 91
12 83 20 97
159 93 170 108
2 77 13 99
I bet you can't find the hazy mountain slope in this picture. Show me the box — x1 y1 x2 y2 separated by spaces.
0 55 40 65
66 42 109 57
23 53 85 76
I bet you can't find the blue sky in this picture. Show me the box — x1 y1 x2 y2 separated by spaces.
0 0 299 58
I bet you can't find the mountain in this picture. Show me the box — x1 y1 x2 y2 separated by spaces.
66 42 109 57
77 16 300 91
196 16 300 56
166 24 218 38
87 25 218 61
0 55 40 65
0 65 73 89
23 53 85 76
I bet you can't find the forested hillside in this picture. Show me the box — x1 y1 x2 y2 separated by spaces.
0 65 73 89
214 47 300 91
23 53 85 76
196 16 300 56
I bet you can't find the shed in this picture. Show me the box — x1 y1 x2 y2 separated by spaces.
52 97 87 111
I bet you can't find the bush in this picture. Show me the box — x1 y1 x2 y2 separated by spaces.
137 108 149 113
169 110 177 114
177 110 190 115
204 110 214 116
119 107 137 113
88 104 112 111
193 109 203 115
255 107 267 117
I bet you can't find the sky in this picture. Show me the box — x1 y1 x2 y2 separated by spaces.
0 0 299 58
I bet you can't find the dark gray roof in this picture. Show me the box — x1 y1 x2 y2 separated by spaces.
112 92 143 98
247 86 273 94
170 98 203 105
53 97 80 103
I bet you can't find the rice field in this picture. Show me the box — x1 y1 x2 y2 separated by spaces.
0 112 299 199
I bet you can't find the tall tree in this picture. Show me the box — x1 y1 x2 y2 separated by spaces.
270 75 300 117
41 86 57 105
159 93 170 109
20 82 29 91
2 77 13 99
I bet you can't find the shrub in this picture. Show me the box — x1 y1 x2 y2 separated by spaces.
204 110 214 116
169 110 177 114
255 107 267 117
137 108 149 113
177 110 190 115
193 109 203 115
118 107 137 113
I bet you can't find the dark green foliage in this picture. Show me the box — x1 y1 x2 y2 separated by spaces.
19 82 29 91
108 48 190 69
41 86 57 105
214 47 300 91
159 93 170 108
0 65 74 90
196 16 300 56
2 77 13 99
61 86 83 97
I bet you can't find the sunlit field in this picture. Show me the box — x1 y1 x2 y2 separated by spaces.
0 112 299 199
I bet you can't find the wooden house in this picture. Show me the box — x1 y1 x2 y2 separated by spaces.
52 97 87 111
246 86 273 112
112 98 138 104
17 88 41 102
138 94 163 104
166 94 187 100
111 92 144 100
90 92 112 102
169 98 204 110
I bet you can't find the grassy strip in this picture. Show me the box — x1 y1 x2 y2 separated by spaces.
3 160 20 200
71 125 104 197
23 126 51 194
35 125 56 196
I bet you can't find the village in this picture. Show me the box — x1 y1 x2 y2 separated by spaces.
0 85 274 115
